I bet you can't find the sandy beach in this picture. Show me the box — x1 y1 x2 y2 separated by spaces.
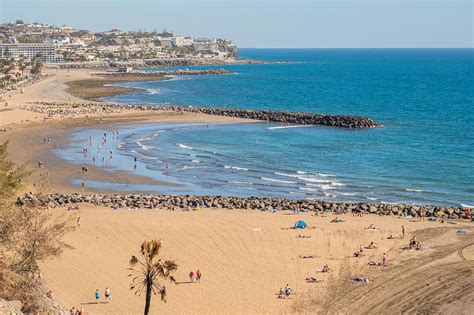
39 205 473 314
1 67 473 314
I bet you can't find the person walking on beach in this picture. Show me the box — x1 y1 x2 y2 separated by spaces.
196 269 202 283
402 225 405 238
189 271 195 283
382 253 388 267
420 210 425 222
95 289 100 303
105 287 111 302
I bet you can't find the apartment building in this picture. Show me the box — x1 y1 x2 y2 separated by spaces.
0 43 63 63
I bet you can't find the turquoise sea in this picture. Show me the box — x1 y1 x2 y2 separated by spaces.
57 49 474 207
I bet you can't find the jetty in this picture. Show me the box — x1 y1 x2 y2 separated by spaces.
30 102 380 128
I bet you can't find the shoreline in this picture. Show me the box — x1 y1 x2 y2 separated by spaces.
2 62 473 315
54 57 272 70
65 68 232 100
14 116 468 209
3 110 252 195
0 67 470 210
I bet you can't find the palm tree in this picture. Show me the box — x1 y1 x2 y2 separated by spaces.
31 61 43 76
18 57 27 78
1 57 14 75
129 240 178 315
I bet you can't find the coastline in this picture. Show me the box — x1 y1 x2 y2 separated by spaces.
4 109 254 194
1 65 473 315
0 67 468 208
54 57 270 70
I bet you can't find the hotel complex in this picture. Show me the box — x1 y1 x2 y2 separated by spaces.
0 43 64 63
0 22 237 63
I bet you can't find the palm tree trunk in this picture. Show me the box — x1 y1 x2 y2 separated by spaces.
144 276 152 315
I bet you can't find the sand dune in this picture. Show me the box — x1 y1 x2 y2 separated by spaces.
39 206 473 314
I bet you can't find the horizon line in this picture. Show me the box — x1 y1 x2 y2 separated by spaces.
239 47 474 50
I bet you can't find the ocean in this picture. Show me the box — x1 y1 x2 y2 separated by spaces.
57 49 474 207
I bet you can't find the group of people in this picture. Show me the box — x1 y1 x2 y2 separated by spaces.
189 269 202 283
406 236 422 250
84 131 118 169
278 284 292 299
64 287 111 315
68 306 84 315
95 287 112 303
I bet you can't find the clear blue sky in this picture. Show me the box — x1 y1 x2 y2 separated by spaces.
1 0 472 48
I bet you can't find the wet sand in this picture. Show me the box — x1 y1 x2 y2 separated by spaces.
2 111 251 194
0 68 252 194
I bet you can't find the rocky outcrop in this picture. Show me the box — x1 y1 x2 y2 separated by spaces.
17 193 470 220
30 102 380 128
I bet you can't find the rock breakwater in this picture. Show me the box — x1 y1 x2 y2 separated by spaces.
56 58 266 70
17 193 470 220
186 107 379 128
98 68 232 76
30 102 379 128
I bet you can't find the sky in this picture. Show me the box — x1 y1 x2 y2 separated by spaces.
0 0 472 48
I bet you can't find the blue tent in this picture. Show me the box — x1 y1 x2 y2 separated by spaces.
293 220 308 229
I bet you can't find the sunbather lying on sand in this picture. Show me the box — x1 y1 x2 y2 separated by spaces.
368 261 383 266
352 277 371 283
331 217 345 223
299 255 316 259
305 277 323 283
296 234 311 239
316 265 332 273
364 242 377 249
365 224 378 230
387 234 400 239
353 251 365 258
67 205 79 211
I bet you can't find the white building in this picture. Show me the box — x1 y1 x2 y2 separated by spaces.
0 43 63 63
158 36 194 48
174 36 193 47
158 37 174 48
